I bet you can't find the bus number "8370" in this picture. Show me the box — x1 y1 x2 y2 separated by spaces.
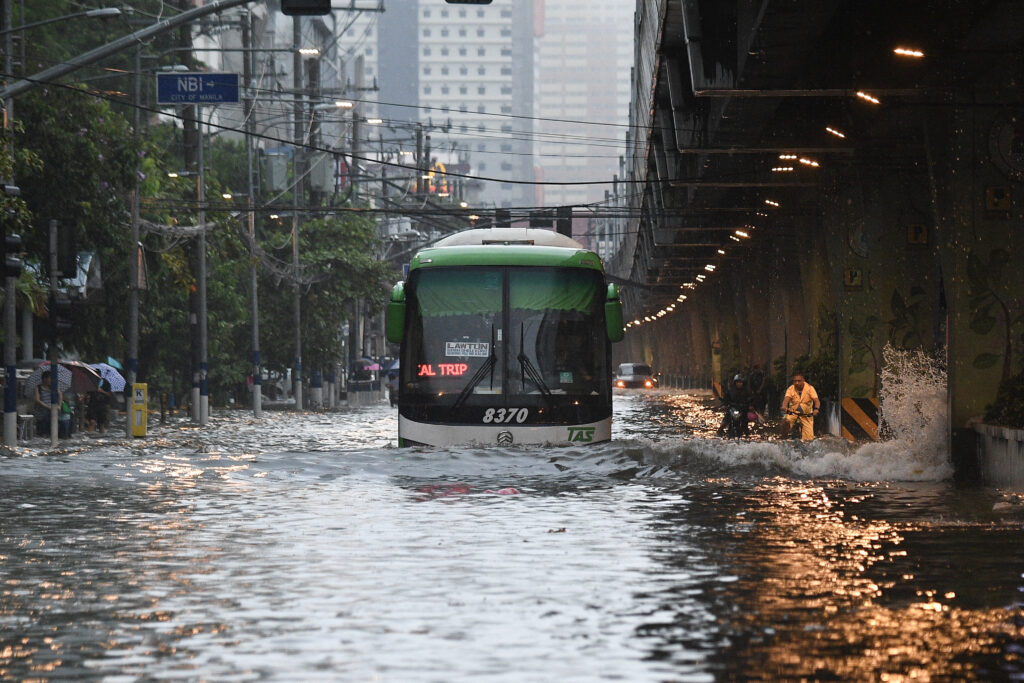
482 408 529 424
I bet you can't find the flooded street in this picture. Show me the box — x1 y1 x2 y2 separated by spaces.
3 392 1024 681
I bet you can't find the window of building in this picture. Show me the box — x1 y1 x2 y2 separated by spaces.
478 47 486 56
458 8 466 17
500 66 512 75
458 47 466 56
477 66 486 75
423 28 431 37
441 86 450 94
440 8 448 17
477 104 486 112
423 9 430 17
500 27 511 37
477 143 486 151
441 47 449 56
478 162 486 171
458 28 466 37
477 9 485 17
460 125 467 133
500 85 512 95
500 104 512 113
459 66 468 75
478 86 486 95
459 86 467 94
500 143 512 152
423 47 431 56
423 66 431 75
424 86 432 94
477 28 485 37
441 66 449 75
500 9 511 18
501 162 513 171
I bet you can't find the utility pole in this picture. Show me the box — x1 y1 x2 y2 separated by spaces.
291 16 304 411
2 0 17 447
197 105 208 426
243 10 261 418
127 42 141 436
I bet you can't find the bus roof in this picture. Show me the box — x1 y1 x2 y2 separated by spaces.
433 227 584 249
410 228 604 272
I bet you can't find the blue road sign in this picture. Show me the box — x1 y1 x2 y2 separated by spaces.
156 72 239 105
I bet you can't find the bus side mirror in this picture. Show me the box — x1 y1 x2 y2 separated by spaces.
385 281 406 343
605 283 624 342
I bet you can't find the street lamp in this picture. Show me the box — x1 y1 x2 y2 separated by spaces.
0 8 123 37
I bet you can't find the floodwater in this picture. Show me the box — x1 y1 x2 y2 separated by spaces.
3 391 1024 681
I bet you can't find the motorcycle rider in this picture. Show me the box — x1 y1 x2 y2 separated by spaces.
718 374 753 437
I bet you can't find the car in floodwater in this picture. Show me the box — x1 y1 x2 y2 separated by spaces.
615 362 658 389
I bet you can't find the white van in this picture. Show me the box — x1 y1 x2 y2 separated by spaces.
615 363 657 389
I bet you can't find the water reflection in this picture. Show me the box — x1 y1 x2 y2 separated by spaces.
1 396 1023 680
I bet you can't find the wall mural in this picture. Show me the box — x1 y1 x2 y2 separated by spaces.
848 287 928 397
967 247 1020 383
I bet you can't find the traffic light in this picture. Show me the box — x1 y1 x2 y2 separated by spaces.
51 294 73 332
281 0 331 15
3 233 22 279
556 206 573 237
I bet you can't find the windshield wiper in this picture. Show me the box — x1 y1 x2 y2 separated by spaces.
518 323 553 403
451 325 497 413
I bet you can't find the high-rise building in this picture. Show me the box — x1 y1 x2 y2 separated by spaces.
534 0 633 208
413 0 535 209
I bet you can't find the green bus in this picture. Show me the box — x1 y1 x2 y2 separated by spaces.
386 228 624 447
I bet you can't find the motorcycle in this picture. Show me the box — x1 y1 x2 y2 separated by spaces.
719 403 749 438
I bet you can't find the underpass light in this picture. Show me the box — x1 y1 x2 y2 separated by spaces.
772 166 794 172
633 319 641 325
735 230 749 238
779 154 797 160
695 274 706 282
269 214 279 219
730 235 741 242
298 48 321 56
459 201 469 208
826 126 846 138
704 264 716 272
798 158 820 167
334 100 354 108
856 90 880 104
764 199 779 207
894 47 924 58
717 249 726 255
367 118 384 125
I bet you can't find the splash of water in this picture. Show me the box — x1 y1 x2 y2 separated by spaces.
878 344 948 446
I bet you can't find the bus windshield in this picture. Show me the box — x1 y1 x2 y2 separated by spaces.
401 266 610 417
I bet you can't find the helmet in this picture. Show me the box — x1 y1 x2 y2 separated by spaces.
733 374 745 383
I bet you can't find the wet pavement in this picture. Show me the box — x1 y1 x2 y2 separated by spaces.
2 391 1024 681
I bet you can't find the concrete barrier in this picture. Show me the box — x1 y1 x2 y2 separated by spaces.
976 423 1024 488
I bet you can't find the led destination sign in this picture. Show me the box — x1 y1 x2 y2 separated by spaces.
418 363 469 377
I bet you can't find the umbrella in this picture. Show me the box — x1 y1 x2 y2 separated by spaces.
89 362 126 393
384 359 400 372
23 360 102 398
105 357 124 371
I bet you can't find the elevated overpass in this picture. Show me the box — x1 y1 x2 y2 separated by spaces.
609 0 1024 475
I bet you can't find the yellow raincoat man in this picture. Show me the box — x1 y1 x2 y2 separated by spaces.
781 373 820 441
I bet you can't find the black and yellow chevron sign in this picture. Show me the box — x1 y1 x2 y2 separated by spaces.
841 397 879 441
